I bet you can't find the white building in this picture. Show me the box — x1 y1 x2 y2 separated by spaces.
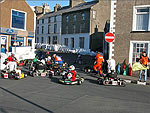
36 4 64 46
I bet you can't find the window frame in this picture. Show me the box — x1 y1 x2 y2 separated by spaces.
81 13 85 20
73 15 77 22
11 9 27 30
66 16 69 23
64 38 68 46
132 5 150 31
42 26 44 34
53 36 57 44
79 37 84 48
129 40 150 65
41 37 44 43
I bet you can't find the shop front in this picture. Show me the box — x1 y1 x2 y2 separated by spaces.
0 27 35 53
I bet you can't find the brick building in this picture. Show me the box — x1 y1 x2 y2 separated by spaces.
0 0 35 53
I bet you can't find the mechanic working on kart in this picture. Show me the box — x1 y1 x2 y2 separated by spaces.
67 65 76 81
53 54 63 67
93 51 104 76
139 51 150 83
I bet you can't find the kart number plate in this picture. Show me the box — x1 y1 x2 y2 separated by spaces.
41 73 46 77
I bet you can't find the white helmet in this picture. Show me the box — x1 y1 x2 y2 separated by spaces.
69 65 75 70
48 56 51 60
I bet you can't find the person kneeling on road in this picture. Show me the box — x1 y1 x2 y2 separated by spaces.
93 51 104 76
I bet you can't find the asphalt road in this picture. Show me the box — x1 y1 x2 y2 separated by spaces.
1 52 150 113
0 72 150 113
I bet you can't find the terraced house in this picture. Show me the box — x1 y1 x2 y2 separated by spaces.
62 0 111 51
109 0 150 66
0 0 35 53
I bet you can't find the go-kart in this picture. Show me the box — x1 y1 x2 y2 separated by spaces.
29 61 50 77
1 69 27 80
97 72 126 87
59 70 84 85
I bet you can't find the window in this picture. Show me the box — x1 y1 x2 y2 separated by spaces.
73 25 76 33
37 27 39 34
36 37 39 43
11 36 24 47
48 25 51 34
37 20 39 24
54 24 57 33
93 10 96 19
80 23 85 33
42 19 44 23
28 39 32 46
79 37 84 48
11 10 26 30
82 13 85 20
133 7 150 31
73 15 76 22
41 37 44 43
66 26 68 34
53 36 57 44
42 26 44 34
48 36 51 44
66 16 69 22
48 17 51 23
64 38 68 46
54 16 57 22
71 38 74 49
129 41 150 64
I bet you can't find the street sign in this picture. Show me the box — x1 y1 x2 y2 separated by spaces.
13 41 18 46
105 33 115 43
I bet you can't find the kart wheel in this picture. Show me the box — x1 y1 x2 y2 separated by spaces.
120 81 126 87
24 74 27 77
78 80 82 85
33 72 37 77
98 78 103 85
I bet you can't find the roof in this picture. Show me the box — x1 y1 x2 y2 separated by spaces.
64 0 98 14
38 0 98 20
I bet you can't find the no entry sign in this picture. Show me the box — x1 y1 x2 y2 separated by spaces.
105 33 115 43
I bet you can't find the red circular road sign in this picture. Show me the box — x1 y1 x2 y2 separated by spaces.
105 33 115 43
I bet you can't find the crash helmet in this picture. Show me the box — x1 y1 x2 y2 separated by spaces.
69 65 75 71
48 56 51 60
53 54 56 58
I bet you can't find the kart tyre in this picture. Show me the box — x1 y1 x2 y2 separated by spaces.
120 81 126 87
33 72 37 77
24 74 27 78
98 78 103 85
78 80 82 85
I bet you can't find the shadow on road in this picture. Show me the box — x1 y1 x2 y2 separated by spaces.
85 78 98 85
49 76 60 84
0 87 53 113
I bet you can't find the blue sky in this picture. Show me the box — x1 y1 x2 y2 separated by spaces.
26 0 94 11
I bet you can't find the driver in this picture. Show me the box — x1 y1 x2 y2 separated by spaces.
67 65 76 81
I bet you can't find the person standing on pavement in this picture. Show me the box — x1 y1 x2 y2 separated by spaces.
139 51 150 83
93 51 104 75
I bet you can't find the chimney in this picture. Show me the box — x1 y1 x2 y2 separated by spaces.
54 4 61 12
70 0 85 7
42 3 51 14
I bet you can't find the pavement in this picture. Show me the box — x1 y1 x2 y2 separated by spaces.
118 75 150 85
